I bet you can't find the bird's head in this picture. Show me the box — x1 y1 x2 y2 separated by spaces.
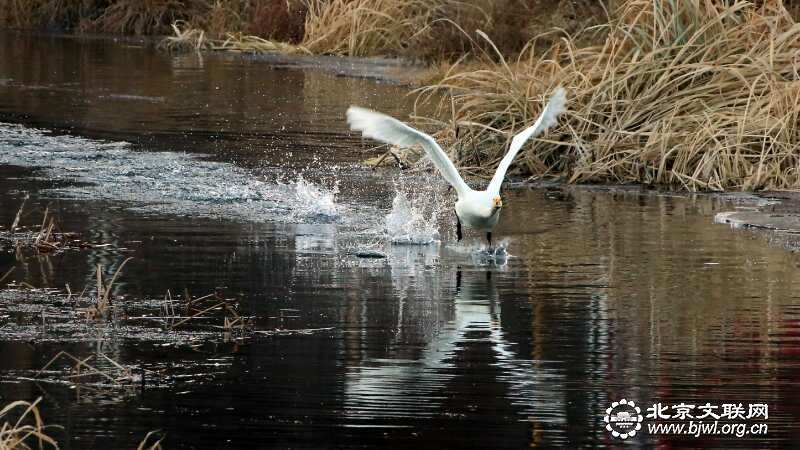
492 196 503 211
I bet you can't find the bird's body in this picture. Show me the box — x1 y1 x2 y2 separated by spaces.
347 88 566 247
455 191 501 231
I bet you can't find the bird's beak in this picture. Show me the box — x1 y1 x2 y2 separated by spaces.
493 197 503 209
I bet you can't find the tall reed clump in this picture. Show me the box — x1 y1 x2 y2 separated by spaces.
301 0 486 58
0 398 58 449
418 0 800 191
2 0 611 60
1 0 308 41
0 0 189 34
300 0 609 60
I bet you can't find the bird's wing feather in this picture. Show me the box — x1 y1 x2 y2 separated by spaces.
347 106 470 196
487 88 567 195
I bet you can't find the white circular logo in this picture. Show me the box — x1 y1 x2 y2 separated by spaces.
604 399 643 439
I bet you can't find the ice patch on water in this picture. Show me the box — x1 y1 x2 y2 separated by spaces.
0 122 340 224
385 191 441 245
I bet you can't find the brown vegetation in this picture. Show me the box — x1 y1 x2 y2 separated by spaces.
0 398 58 450
0 0 611 59
417 0 800 190
0 0 306 42
36 351 138 387
0 396 162 449
3 200 96 254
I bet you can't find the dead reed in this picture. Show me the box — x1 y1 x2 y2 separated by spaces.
4 201 94 254
0 396 161 449
0 397 162 449
0 268 14 288
83 257 132 320
158 289 252 338
160 21 310 54
136 431 164 450
1 0 308 40
0 397 58 450
300 0 451 57
9 195 28 233
2 0 610 60
416 0 800 190
299 0 612 60
36 351 137 387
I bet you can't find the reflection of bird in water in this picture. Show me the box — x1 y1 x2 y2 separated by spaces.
347 88 566 248
344 269 566 424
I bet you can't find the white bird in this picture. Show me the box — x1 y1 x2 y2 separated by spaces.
347 87 566 247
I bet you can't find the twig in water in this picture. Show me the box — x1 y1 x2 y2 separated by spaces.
137 430 165 450
0 267 14 287
10 194 29 231
36 351 135 386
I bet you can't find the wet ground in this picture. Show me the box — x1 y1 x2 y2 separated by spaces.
1 32 800 449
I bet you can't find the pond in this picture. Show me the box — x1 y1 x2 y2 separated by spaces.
0 32 798 449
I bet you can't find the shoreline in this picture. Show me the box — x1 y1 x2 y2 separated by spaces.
3 30 800 253
4 29 429 85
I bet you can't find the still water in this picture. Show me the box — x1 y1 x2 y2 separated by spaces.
0 33 799 449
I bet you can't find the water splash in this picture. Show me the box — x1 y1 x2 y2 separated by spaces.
284 175 339 221
384 191 441 245
445 239 510 267
472 240 510 267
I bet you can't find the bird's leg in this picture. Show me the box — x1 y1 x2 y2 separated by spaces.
486 232 492 250
456 213 463 242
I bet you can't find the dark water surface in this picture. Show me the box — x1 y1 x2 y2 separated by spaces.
1 33 799 449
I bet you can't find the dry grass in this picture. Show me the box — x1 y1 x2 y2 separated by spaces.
300 0 456 57
9 195 28 233
0 397 159 449
36 351 137 386
160 0 464 57
136 431 164 450
160 289 252 338
1 0 307 40
31 209 89 254
1 0 86 30
82 257 132 320
416 0 800 190
1 0 611 60
299 0 608 60
0 398 58 450
0 268 14 288
160 21 310 54
90 0 186 35
0 0 186 34
4 201 95 254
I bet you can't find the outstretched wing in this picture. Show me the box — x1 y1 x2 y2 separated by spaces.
487 88 567 195
347 106 471 196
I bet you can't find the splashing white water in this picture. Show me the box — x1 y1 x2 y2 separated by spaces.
443 237 511 266
288 175 339 220
471 240 510 267
385 190 441 245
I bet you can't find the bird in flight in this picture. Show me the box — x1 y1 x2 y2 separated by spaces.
347 88 566 248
